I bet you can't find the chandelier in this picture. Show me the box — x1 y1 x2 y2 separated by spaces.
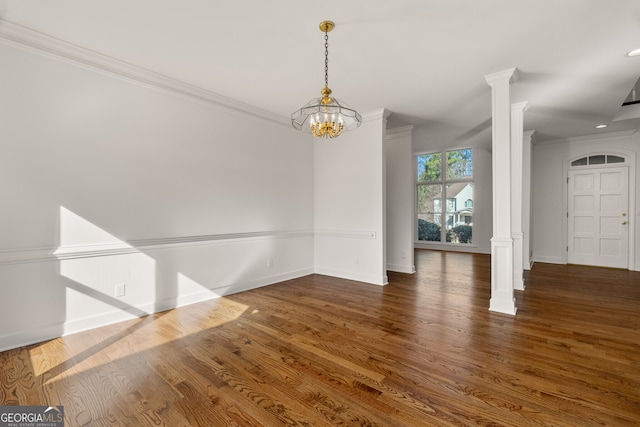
291 21 362 139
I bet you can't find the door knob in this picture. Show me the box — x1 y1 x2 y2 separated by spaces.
622 221 628 225
622 213 627 217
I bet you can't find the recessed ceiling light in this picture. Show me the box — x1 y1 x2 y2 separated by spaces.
595 124 608 129
626 48 640 57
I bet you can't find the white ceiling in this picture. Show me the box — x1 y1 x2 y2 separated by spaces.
2 0 640 145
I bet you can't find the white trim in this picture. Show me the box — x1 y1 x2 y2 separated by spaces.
386 263 416 274
489 237 517 315
314 230 377 239
62 302 156 336
0 230 314 266
414 242 490 254
0 266 314 353
484 67 519 85
522 130 536 271
0 322 65 353
536 130 636 147
314 266 387 286
133 230 313 249
362 108 392 123
512 232 525 290
533 255 564 265
523 130 537 141
511 103 529 292
0 18 291 128
170 268 314 309
386 125 414 139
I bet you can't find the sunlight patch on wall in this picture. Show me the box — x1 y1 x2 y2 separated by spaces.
54 206 156 335
178 272 248 326
177 271 221 302
56 206 132 251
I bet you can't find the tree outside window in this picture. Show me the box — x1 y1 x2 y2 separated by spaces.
417 149 473 244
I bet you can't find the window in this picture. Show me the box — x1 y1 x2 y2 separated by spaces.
417 149 473 244
571 154 626 167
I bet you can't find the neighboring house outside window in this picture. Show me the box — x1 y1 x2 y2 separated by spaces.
417 149 473 244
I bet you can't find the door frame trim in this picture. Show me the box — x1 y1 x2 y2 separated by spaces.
562 149 636 270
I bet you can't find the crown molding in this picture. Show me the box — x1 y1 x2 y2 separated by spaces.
0 19 291 128
535 130 636 147
386 125 414 139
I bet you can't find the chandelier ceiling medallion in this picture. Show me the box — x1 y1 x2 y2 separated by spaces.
291 20 362 139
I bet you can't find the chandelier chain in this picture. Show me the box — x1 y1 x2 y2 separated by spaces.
324 31 329 88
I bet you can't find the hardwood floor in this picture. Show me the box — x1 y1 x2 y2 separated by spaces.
2 250 639 426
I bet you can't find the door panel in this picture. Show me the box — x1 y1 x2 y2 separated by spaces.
568 167 629 268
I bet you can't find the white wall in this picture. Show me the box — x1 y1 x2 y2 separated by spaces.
0 38 315 351
314 109 389 285
385 126 415 273
532 131 639 270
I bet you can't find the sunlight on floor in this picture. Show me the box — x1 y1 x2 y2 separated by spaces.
30 295 249 381
40 206 250 382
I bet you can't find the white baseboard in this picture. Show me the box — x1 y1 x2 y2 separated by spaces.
0 322 65 353
169 268 313 310
533 255 564 264
314 266 387 286
62 302 156 338
0 267 313 353
414 243 490 254
387 263 416 274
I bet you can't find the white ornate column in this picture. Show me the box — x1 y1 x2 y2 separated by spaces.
511 102 529 291
485 68 519 315
522 130 536 270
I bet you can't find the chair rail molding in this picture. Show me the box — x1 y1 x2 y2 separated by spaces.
0 230 314 266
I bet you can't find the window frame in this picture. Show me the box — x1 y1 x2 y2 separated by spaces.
416 148 474 245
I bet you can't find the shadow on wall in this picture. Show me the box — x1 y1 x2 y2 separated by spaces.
0 204 302 353
53 206 233 337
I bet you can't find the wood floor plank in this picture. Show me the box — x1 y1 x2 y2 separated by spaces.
2 250 640 426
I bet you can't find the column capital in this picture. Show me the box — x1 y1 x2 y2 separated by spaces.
362 108 392 123
523 130 537 141
512 101 530 113
485 67 520 86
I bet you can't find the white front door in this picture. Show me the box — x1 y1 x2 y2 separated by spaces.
568 167 629 268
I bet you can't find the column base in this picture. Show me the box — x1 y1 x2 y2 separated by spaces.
489 297 517 315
